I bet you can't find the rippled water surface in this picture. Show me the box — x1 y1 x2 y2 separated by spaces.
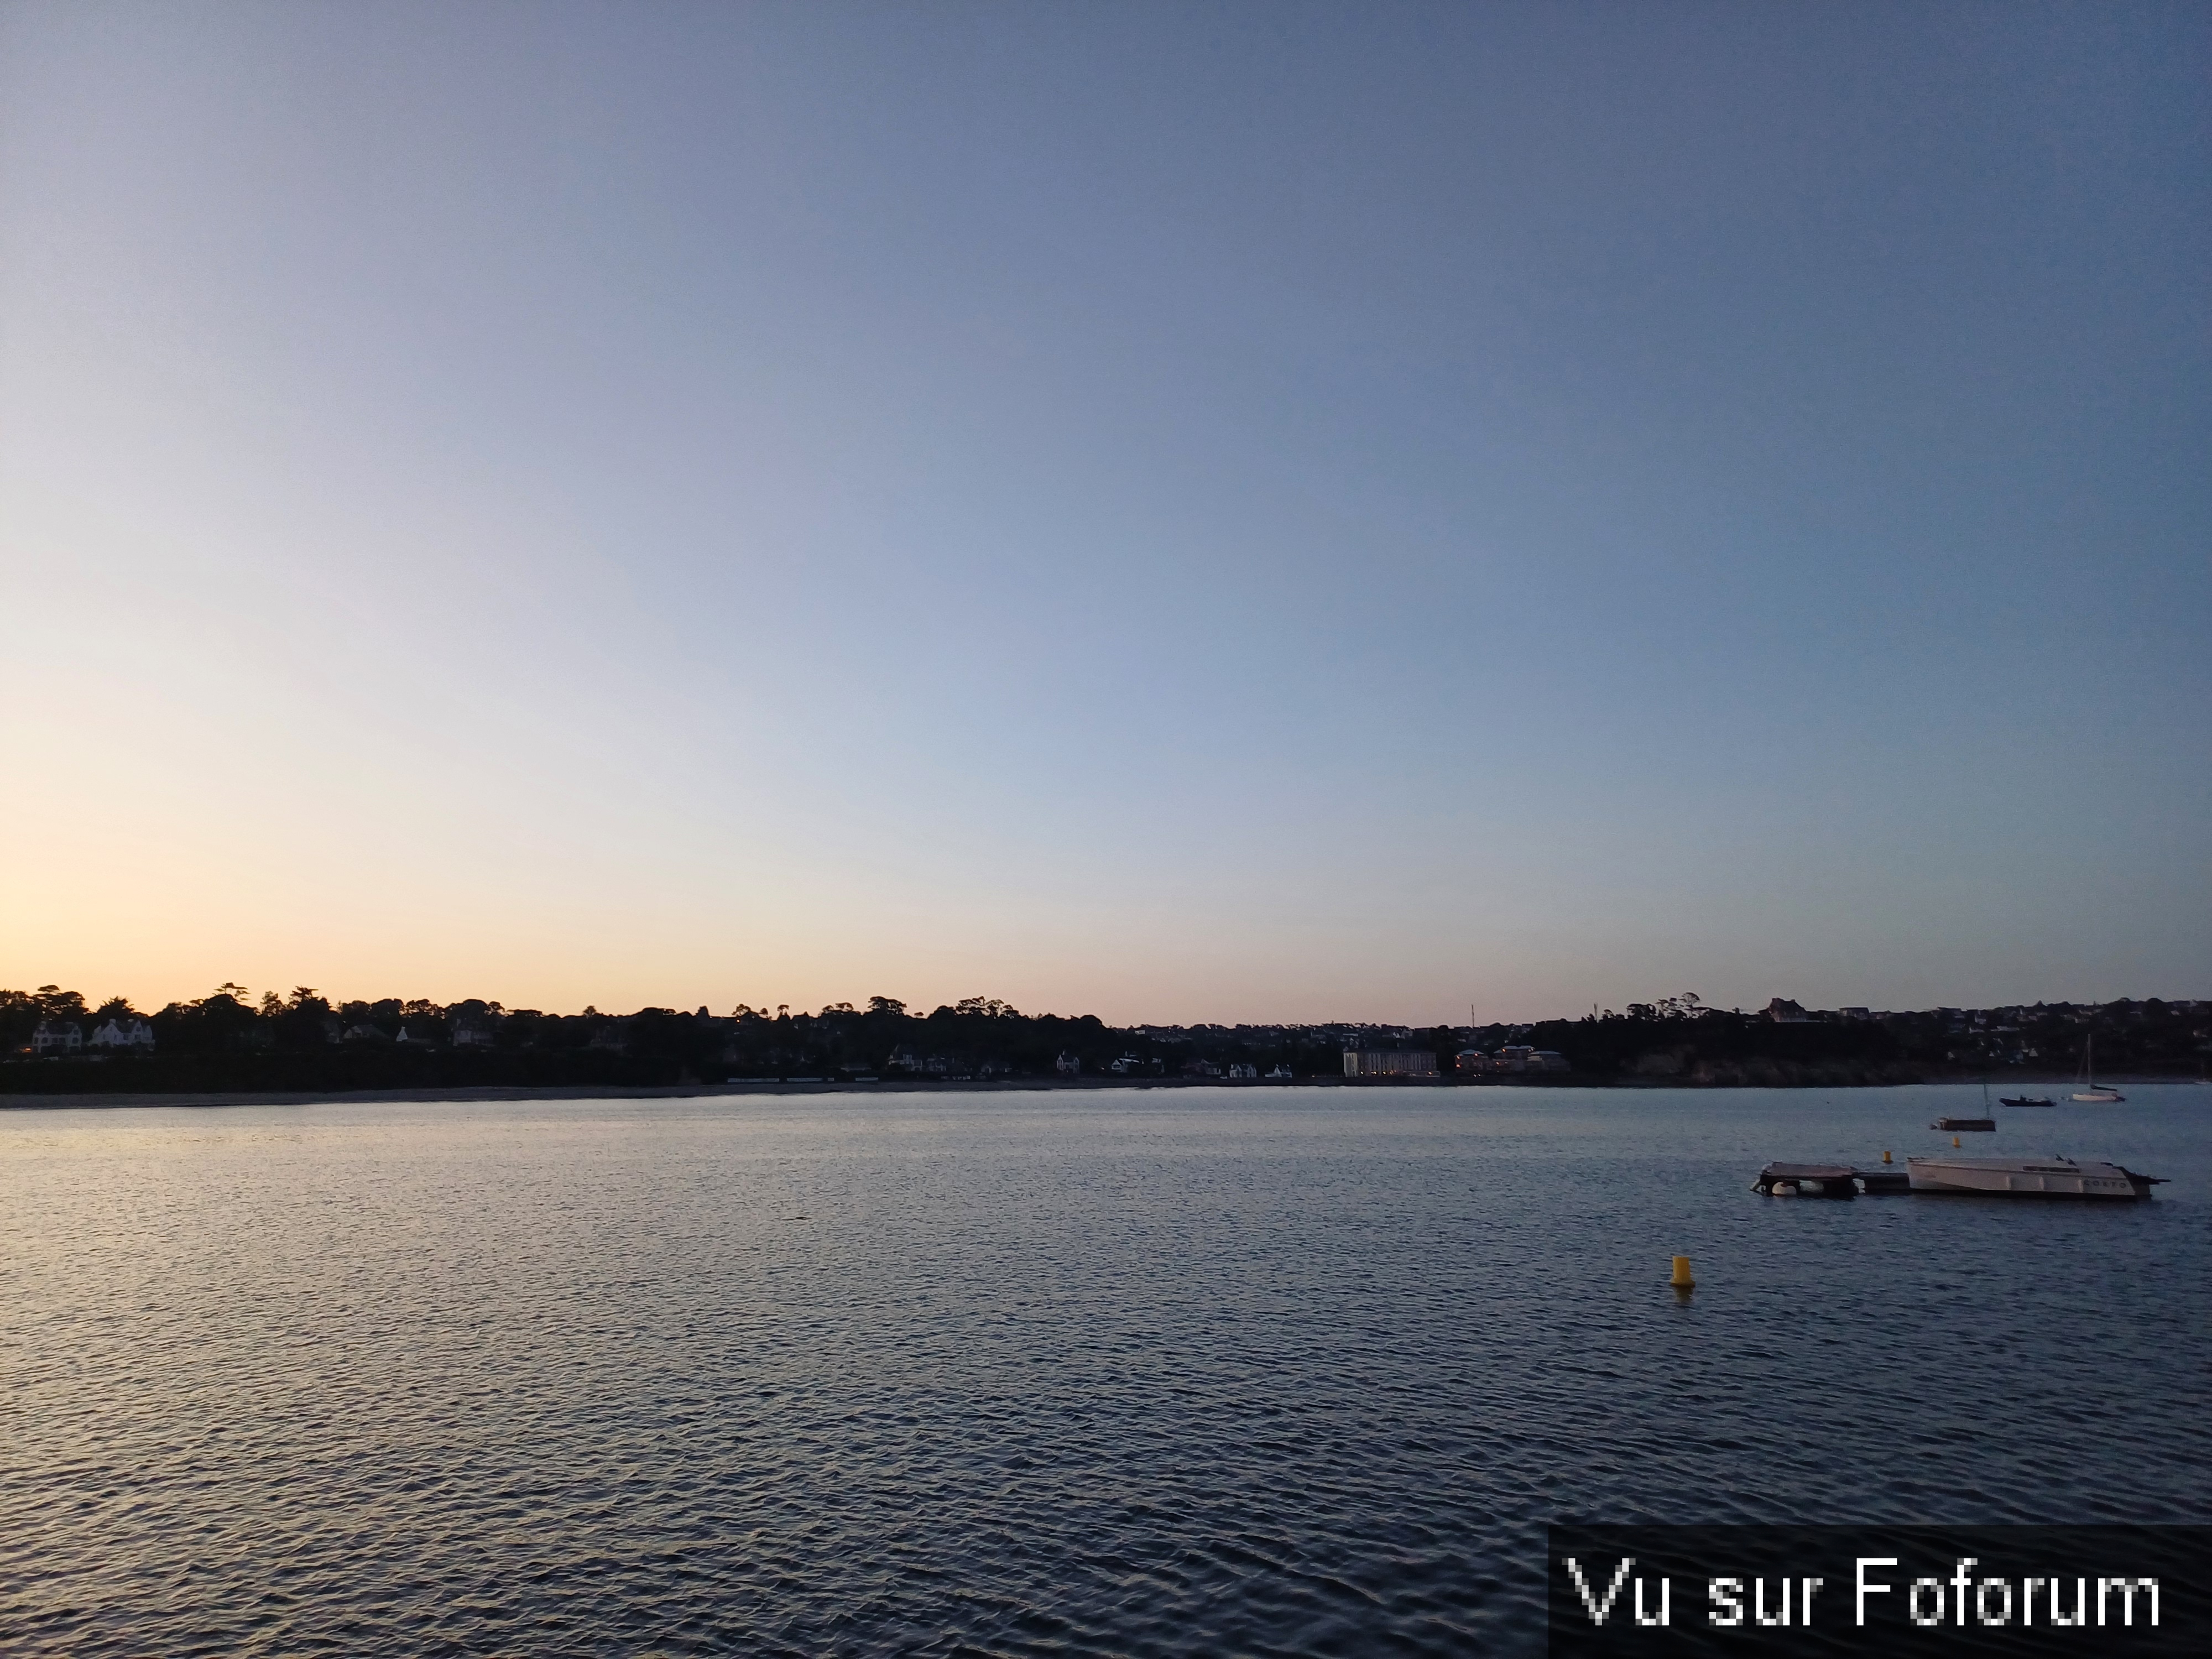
6 1086 2209 1655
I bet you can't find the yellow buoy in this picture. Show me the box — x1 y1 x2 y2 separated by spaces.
1670 1255 1695 1290
1882 1149 1892 1164
1953 1135 1961 1147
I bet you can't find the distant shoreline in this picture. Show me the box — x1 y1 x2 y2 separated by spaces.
3 1074 2193 1111
15 994 2200 1103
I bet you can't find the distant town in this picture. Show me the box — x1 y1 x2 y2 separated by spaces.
3 984 2205 1096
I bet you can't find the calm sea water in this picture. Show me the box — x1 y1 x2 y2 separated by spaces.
6 1086 2208 1656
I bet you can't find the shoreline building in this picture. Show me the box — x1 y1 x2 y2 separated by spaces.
88 1018 156 1052
1459 1045 1572 1075
1343 1049 1439 1078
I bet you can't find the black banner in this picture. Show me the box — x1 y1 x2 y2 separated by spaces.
1547 1526 2207 1657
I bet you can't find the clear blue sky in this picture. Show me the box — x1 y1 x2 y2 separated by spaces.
3 2 2205 1021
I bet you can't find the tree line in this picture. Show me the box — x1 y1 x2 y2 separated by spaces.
3 982 2205 1094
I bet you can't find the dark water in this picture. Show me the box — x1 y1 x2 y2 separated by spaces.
6 1086 2208 1656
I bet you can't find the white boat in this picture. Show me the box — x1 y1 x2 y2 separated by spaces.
2072 1035 2124 1102
1907 1155 2162 1199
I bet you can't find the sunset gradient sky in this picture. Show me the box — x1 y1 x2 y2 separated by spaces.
4 3 2206 1022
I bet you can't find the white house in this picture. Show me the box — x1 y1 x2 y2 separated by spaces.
31 1020 83 1054
1054 1051 1080 1076
87 1018 155 1052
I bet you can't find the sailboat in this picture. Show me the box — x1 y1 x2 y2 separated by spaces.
2071 1034 2124 1103
1933 1077 1997 1131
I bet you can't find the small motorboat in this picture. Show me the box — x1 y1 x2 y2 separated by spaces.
1907 1155 2164 1200
1998 1095 2053 1108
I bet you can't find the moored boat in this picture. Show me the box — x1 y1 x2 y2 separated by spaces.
2071 1035 2124 1102
1941 1080 2001 1130
1997 1095 2053 1108
1906 1155 2163 1199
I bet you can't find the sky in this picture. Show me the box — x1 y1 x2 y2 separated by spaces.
3 2 2206 1024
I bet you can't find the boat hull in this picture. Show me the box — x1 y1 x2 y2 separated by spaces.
1906 1156 2157 1199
